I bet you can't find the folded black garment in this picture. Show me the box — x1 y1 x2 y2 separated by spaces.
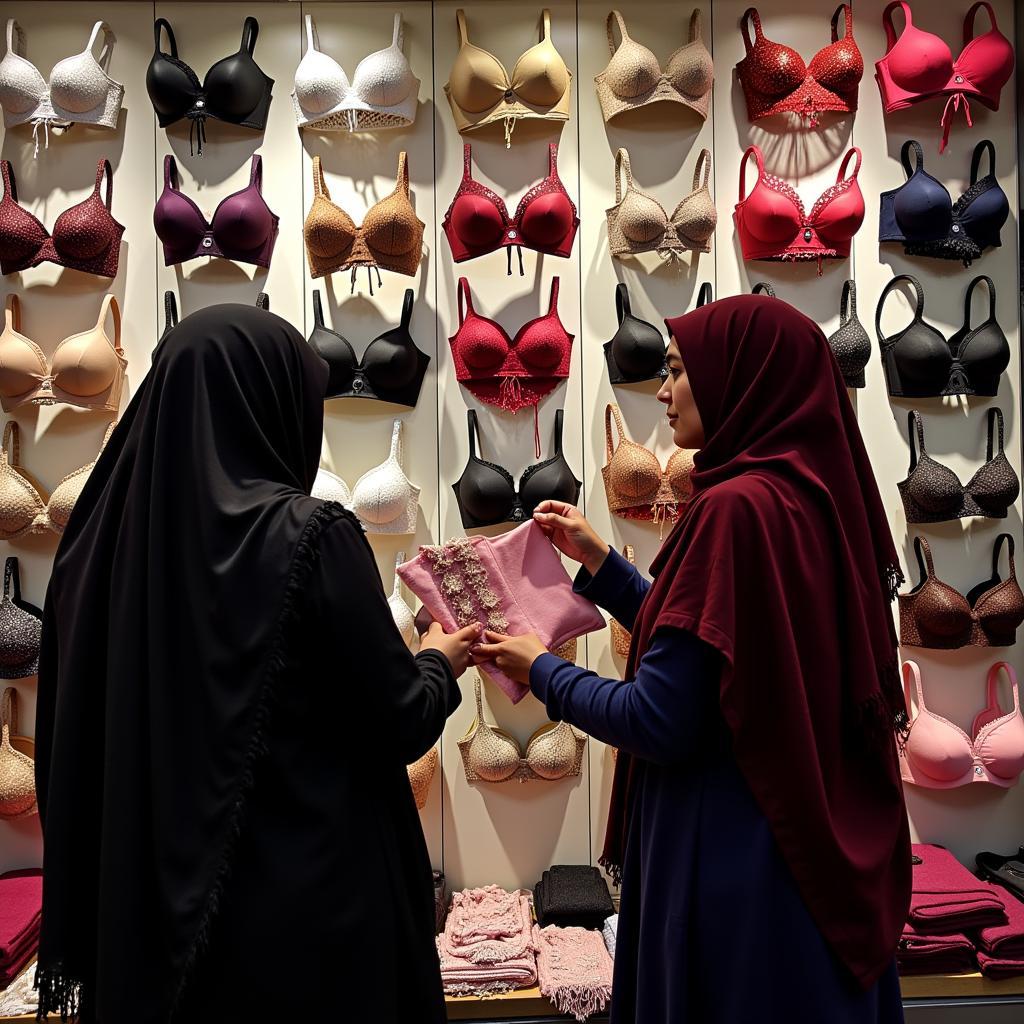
433 870 449 934
534 864 614 930
976 848 1024 904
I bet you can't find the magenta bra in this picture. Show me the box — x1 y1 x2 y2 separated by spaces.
153 153 278 268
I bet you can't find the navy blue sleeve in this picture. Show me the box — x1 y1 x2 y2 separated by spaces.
572 548 649 631
530 628 718 766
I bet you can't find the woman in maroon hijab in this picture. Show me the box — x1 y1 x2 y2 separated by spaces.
476 294 911 1023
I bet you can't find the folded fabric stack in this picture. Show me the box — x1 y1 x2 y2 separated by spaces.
435 885 537 996
897 922 976 976
533 924 613 1022
0 869 42 989
973 885 1024 978
908 845 1006 934
602 914 617 958
534 865 614 930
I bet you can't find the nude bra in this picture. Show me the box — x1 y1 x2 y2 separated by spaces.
304 153 423 294
459 675 586 784
737 5 862 127
595 9 713 124
0 20 123 156
443 143 578 276
0 419 115 539
389 551 415 649
308 289 428 407
0 558 41 679
875 274 1008 398
735 146 863 271
880 140 1008 267
900 535 1024 650
0 158 122 278
453 409 580 529
827 280 870 390
603 403 694 532
607 148 716 261
445 9 571 148
292 13 419 132
875 3 1013 152
900 660 1024 789
147 17 273 155
899 409 1018 524
0 294 125 413
605 283 667 386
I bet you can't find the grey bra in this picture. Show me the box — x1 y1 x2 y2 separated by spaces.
827 279 870 389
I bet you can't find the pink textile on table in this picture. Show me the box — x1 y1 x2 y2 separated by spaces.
0 925 38 987
0 872 41 963
976 951 1024 978
533 924 613 1021
974 883 1024 959
440 887 534 964
896 922 976 976
909 845 1006 933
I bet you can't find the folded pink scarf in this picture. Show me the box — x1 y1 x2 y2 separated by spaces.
436 936 537 996
0 872 42 962
441 887 534 964
909 845 1006 933
974 883 1024 958
533 925 613 1022
897 922 976 976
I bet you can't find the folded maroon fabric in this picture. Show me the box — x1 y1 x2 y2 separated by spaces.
0 932 39 987
0 918 39 969
976 952 1024 979
974 883 1024 959
0 873 42 962
897 923 976 976
909 845 1006 934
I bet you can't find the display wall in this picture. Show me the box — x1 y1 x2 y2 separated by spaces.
0 0 1020 898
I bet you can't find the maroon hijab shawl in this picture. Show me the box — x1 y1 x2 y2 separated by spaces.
600 295 911 988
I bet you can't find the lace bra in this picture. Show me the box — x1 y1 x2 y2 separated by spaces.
0 558 41 679
0 20 123 155
737 5 863 127
827 280 870 390
899 409 1018 524
900 660 1024 789
147 17 273 155
0 158 122 278
876 274 1008 398
304 153 423 294
443 143 578 276
445 9 571 147
880 140 1007 267
875 3 1013 152
0 294 125 413
0 419 114 539
292 13 419 132
389 552 415 649
607 148 716 261
453 409 580 529
900 535 1024 650
603 403 694 531
605 283 667 386
595 9 713 123
459 675 586 784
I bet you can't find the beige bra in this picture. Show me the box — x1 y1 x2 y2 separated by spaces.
459 675 586 784
0 686 35 820
609 545 635 658
407 747 438 810
607 148 716 260
595 9 713 123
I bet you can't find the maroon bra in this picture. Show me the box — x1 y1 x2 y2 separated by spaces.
0 158 123 277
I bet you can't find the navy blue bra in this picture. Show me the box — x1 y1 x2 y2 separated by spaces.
880 140 1007 267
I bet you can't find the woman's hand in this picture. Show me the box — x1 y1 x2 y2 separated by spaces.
472 630 548 685
420 621 481 678
533 500 609 575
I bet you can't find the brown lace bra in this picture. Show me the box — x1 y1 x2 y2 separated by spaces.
459 675 586 784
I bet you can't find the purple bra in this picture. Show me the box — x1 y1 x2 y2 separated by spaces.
153 153 278 268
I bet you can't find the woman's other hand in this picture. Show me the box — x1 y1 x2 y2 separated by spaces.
533 500 609 575
420 621 481 678
471 630 548 685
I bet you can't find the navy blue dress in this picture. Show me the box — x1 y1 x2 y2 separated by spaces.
530 550 905 1024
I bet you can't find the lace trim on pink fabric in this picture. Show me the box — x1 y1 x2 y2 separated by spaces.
421 540 509 633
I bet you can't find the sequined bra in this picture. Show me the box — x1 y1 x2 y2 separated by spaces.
826 279 870 389
459 675 586 784
0 557 41 680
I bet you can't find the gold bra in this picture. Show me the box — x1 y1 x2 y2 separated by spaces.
407 747 438 810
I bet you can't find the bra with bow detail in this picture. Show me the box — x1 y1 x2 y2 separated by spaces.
605 283 666 386
0 558 41 679
900 534 1024 650
0 158 122 278
0 294 125 413
459 675 586 784
146 17 273 155
607 148 716 260
827 280 870 389
595 9 713 123
292 13 419 132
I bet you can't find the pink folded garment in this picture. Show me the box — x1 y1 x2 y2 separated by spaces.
896 923 976 976
974 882 1024 959
436 935 538 996
534 924 613 1022
976 951 1024 978
398 522 605 702
909 844 1006 933
0 930 39 988
0 872 42 962
441 887 534 964
0 918 39 970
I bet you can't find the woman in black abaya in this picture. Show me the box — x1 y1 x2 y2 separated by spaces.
34 304 477 1024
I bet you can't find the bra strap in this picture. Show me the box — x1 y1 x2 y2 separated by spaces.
882 2 912 51
547 276 560 315
2 420 19 467
98 295 122 354
1 687 18 736
153 18 177 57
4 293 20 334
964 3 997 45
615 283 631 324
992 533 1015 582
902 660 926 714
3 557 20 601
985 661 1018 717
737 146 764 202
0 160 15 204
466 408 481 458
900 139 924 179
461 143 474 180
240 16 260 55
389 419 403 464
255 292 269 311
875 275 924 347
163 291 178 332
751 282 776 297
987 407 1005 461
553 408 564 454
85 22 115 68
906 410 926 472
455 9 470 47
473 674 485 722
962 275 995 329
605 403 625 462
456 278 473 326
912 535 935 583
690 8 703 42
837 147 861 182
547 142 559 179
970 140 996 183
5 20 24 57
740 9 764 53
396 151 409 195
692 149 712 191
831 4 854 42
614 149 633 204
839 279 856 325
540 9 552 40
399 289 414 330
163 154 179 191
311 156 328 200
303 14 318 53
393 552 405 598
95 159 113 209
249 154 263 190
696 283 713 307
605 11 628 54
392 13 404 49
312 289 325 328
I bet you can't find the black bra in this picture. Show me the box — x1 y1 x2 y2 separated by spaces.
750 282 776 297
899 409 1019 524
876 275 1008 398
153 290 269 363
827 280 870 389
699 283 776 303
453 409 580 528
880 140 1008 266
308 290 428 407
605 284 666 385
146 17 273 154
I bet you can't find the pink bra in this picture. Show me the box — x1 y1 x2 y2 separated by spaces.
900 660 1024 789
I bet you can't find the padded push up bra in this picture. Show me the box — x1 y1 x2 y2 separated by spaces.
0 294 125 413
875 274 1008 398
900 534 1024 650
147 16 273 155
827 280 870 390
0 558 41 679
605 283 667 386
453 409 580 529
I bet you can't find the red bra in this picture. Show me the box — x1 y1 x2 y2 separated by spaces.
0 158 122 278
734 145 863 272
443 143 578 276
737 5 863 127
875 2 1013 152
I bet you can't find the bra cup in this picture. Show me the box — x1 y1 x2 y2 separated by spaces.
362 330 419 388
958 36 1014 97
205 54 267 120
907 716 975 783
468 729 521 783
893 324 951 388
362 203 420 257
979 605 1024 644
807 39 862 91
460 324 508 372
813 185 864 240
0 472 42 538
52 198 115 260
886 30 952 91
953 323 1010 382
146 60 197 120
525 723 576 780
50 53 110 114
304 201 357 259
894 174 951 238
519 192 573 248
388 591 416 648
450 194 505 250
744 187 800 244
51 335 119 398
511 47 568 107
47 467 89 532
519 458 576 513
0 336 45 399
610 322 665 378
960 186 1009 246
666 447 696 499
517 322 564 371
618 192 668 244
0 59 45 114
745 46 805 98
308 326 357 396
970 454 1020 514
448 48 506 113
0 601 41 672
612 444 664 500
977 717 1024 781
604 42 661 99
154 193 208 252
1 206 48 265
352 51 416 107
458 463 515 525
666 45 713 98
908 456 964 514
294 52 348 114
212 192 273 252
910 584 972 641
674 192 717 245
311 467 352 505
351 464 413 526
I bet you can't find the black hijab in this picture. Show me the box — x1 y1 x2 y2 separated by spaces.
34 304 352 1023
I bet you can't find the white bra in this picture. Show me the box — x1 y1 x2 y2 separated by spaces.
0 20 123 155
389 551 415 648
292 13 419 132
